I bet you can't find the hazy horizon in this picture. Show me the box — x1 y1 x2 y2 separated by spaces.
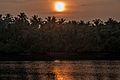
0 0 120 20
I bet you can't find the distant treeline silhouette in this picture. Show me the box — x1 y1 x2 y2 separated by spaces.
0 13 120 53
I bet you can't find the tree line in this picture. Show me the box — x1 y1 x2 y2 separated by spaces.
0 13 120 53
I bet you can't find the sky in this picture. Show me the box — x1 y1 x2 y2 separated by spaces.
0 0 120 20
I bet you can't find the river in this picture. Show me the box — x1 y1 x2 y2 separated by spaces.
0 61 120 80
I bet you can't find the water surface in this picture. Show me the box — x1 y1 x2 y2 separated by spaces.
0 61 120 80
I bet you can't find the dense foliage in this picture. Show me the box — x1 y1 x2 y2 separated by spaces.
0 13 120 53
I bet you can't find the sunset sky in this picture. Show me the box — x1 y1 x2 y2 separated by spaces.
0 0 120 20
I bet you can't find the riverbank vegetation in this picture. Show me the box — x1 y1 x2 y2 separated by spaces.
0 13 120 53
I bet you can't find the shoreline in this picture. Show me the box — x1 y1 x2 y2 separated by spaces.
0 52 120 61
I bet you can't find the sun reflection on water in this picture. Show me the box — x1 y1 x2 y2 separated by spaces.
52 61 73 80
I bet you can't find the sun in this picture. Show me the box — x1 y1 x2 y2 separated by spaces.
55 2 65 12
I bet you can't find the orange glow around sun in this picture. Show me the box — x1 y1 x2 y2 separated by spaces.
54 1 65 12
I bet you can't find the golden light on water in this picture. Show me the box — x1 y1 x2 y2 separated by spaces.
54 1 65 12
53 61 73 80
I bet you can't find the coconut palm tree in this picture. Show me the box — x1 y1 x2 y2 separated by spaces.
45 16 57 23
105 18 118 25
58 18 66 24
17 13 28 22
16 13 30 30
92 19 103 50
30 15 43 29
3 14 13 29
